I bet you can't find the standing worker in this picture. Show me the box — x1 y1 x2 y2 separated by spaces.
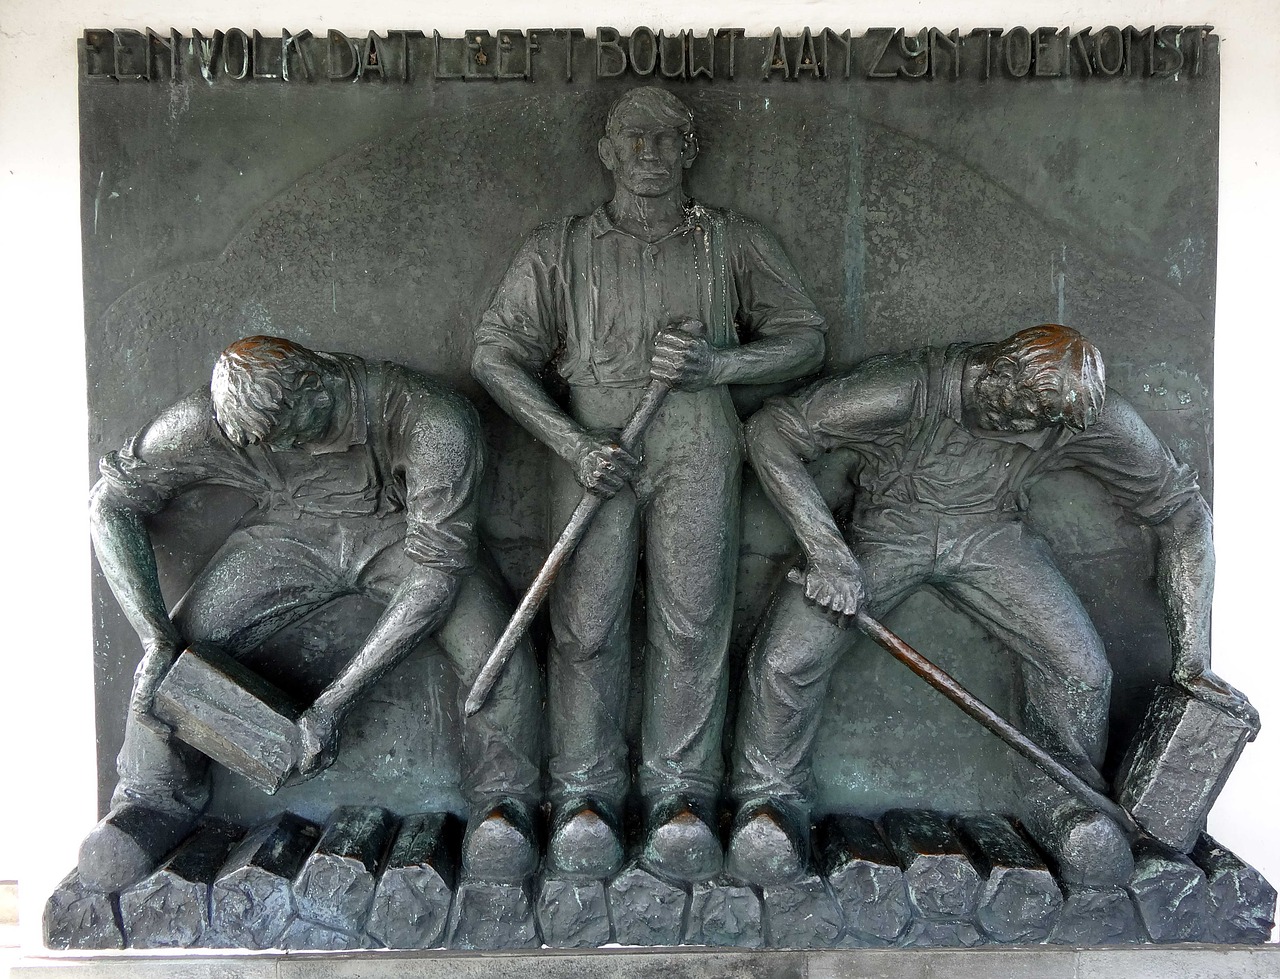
474 87 826 880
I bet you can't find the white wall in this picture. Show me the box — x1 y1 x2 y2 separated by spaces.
1 0 1276 948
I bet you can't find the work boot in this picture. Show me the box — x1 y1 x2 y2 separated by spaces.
462 798 539 883
546 800 624 879
1024 798 1134 886
641 795 722 882
77 801 198 892
726 799 809 885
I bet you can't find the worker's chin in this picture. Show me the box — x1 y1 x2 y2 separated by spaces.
624 175 680 197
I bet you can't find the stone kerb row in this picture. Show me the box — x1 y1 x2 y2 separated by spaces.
45 804 1276 951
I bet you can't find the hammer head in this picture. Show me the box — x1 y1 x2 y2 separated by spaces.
1116 685 1256 852
153 646 302 794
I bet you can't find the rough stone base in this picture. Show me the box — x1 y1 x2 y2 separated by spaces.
46 807 1277 951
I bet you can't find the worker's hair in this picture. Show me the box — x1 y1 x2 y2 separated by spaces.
990 324 1106 430
604 87 697 148
211 335 327 442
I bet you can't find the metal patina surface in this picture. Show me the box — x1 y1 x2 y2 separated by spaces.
54 25 1271 952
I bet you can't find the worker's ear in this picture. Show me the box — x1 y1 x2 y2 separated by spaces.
990 355 1019 379
295 370 324 394
681 133 699 169
294 371 332 410
598 136 617 172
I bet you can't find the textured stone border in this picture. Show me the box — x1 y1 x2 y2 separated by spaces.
47 810 1276 952
8 945 1280 978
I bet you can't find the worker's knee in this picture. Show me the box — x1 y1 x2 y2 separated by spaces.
1048 631 1110 695
1075 632 1111 693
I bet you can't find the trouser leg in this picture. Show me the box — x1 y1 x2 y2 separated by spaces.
730 529 927 805
111 717 212 816
545 473 640 812
730 579 858 804
432 558 543 814
637 449 741 806
937 519 1111 784
937 520 1132 886
361 528 546 817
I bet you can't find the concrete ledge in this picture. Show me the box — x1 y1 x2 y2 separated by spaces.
7 945 1279 978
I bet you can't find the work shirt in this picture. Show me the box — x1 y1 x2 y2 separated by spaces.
476 202 825 387
763 344 1200 524
96 354 482 574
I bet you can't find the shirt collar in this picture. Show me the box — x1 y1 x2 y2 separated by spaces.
589 200 699 243
309 353 368 454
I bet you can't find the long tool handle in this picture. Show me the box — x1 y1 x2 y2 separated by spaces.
464 381 672 717
857 609 1139 834
785 569 1139 834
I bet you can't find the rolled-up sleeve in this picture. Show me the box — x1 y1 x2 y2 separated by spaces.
94 395 223 514
475 226 562 370
97 436 178 515
1050 394 1202 525
754 395 824 463
398 396 483 574
729 217 826 341
754 354 925 461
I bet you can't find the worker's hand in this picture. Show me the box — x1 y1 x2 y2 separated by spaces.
128 637 181 722
651 320 721 392
789 557 868 625
1172 666 1261 732
291 707 340 781
572 431 640 498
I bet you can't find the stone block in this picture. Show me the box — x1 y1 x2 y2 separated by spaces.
955 814 1062 943
293 805 397 933
897 917 986 947
119 818 243 948
607 862 688 946
278 916 365 950
817 813 911 945
1047 884 1140 945
447 880 538 950
42 871 124 950
153 645 302 794
536 877 611 947
1127 839 1209 943
763 873 844 948
210 811 321 949
366 812 459 949
1191 833 1277 944
1116 686 1255 852
881 810 980 920
685 876 764 948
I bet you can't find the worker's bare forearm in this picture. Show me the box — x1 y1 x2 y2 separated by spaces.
713 329 824 387
472 345 589 463
309 564 459 723
1153 496 1214 677
89 486 181 649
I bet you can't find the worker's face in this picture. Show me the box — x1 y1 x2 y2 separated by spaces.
216 375 334 451
599 112 696 197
